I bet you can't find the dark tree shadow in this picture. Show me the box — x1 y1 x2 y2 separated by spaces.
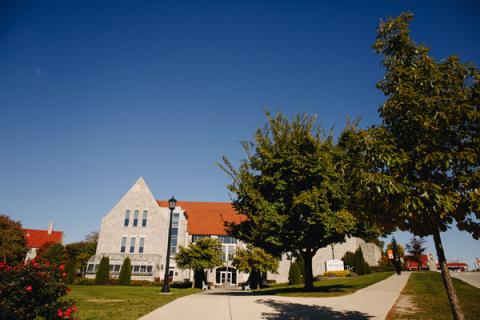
254 284 356 296
257 299 373 320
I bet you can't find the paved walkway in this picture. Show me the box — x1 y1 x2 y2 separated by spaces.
140 272 411 320
451 271 480 288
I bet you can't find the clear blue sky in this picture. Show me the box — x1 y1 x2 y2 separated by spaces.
1 1 479 267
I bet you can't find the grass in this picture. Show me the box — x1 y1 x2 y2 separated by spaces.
67 285 200 320
255 271 393 297
390 272 480 320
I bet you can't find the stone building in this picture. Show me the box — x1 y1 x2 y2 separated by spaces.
87 177 381 285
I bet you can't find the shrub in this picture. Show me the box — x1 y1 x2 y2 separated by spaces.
66 260 75 284
354 248 370 275
342 251 355 270
118 257 132 285
75 278 95 285
0 259 77 319
323 270 351 277
95 256 110 285
288 256 304 285
130 280 155 286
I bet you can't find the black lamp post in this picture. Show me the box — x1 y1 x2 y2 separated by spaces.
161 196 177 293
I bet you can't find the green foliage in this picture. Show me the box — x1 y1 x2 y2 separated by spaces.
342 251 355 269
175 238 223 288
219 111 380 289
288 256 304 285
340 13 479 318
65 231 98 278
66 259 75 284
0 215 28 264
37 242 68 266
233 245 279 289
232 245 279 274
406 237 427 263
95 256 110 285
118 257 132 285
340 12 479 239
354 248 369 275
0 259 77 319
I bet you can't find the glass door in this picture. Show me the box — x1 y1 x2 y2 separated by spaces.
220 271 232 284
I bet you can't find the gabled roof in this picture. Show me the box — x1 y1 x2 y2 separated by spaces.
24 229 63 248
156 200 246 236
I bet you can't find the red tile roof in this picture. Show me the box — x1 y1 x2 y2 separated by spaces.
24 229 63 248
156 200 246 235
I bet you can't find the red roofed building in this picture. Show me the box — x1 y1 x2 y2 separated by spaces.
436 262 469 272
88 177 382 285
24 222 64 260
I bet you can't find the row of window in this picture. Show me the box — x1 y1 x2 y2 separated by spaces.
124 210 148 227
191 235 237 244
86 263 153 275
120 236 145 253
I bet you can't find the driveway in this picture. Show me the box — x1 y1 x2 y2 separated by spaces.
140 272 410 320
451 271 480 288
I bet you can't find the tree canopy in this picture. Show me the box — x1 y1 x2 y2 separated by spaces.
0 215 28 264
232 245 279 289
220 111 380 289
340 12 479 320
175 237 223 288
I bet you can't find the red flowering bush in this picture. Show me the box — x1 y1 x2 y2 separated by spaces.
0 259 77 319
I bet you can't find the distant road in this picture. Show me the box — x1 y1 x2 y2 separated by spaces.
451 272 480 288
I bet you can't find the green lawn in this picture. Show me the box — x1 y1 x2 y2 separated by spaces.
67 285 200 320
390 272 480 320
255 271 393 297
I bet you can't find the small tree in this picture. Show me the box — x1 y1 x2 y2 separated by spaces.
175 238 223 288
342 251 355 270
288 255 304 285
406 237 427 265
0 215 28 264
354 248 368 275
118 257 132 285
95 256 110 285
232 245 279 289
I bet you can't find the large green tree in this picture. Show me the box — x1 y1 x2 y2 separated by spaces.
220 111 378 290
340 13 479 320
0 215 28 264
232 245 279 289
175 237 223 288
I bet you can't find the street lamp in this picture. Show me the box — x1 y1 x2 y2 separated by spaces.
161 196 177 293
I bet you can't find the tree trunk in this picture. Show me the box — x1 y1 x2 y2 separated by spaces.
302 251 314 290
432 229 465 320
193 269 205 289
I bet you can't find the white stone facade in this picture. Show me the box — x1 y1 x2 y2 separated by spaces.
89 177 381 285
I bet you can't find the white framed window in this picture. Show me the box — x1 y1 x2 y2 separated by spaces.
142 210 148 227
139 237 145 253
124 210 130 226
129 237 136 253
120 236 127 253
133 210 139 227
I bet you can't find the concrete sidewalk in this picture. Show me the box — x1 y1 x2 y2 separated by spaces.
451 271 480 288
140 272 411 320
